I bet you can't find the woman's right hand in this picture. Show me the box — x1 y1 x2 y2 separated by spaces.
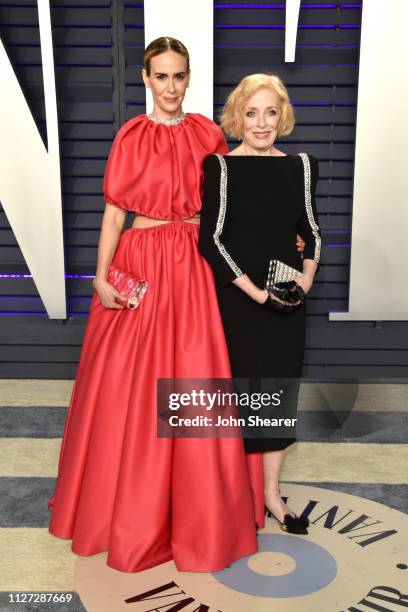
232 275 269 304
255 288 269 304
92 278 127 309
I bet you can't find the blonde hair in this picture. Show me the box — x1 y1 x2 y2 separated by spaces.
143 36 190 76
220 74 295 139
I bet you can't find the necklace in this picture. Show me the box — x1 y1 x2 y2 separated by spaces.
147 112 187 126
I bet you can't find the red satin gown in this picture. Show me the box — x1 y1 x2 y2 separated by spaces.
48 112 265 573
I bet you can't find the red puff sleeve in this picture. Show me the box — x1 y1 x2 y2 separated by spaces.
215 130 229 155
198 114 229 157
190 114 229 199
103 115 147 211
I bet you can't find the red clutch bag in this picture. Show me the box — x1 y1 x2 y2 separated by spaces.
107 264 148 310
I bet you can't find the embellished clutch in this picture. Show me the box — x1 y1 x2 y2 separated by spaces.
107 264 148 310
266 259 301 286
264 259 305 312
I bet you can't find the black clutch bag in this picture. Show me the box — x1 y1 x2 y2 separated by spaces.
263 259 305 312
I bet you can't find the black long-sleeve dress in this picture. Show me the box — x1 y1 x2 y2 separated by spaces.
198 152 320 453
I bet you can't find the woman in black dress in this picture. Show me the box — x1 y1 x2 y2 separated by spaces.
199 74 320 532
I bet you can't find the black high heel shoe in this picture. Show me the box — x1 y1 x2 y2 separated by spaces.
265 505 309 535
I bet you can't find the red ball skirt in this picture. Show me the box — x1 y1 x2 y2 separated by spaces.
48 221 265 573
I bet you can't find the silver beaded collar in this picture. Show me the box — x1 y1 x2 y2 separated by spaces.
147 112 187 126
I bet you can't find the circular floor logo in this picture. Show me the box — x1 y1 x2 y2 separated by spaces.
75 484 408 611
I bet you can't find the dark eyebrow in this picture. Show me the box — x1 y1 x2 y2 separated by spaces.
154 72 186 77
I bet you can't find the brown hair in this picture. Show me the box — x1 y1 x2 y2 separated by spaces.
220 73 295 139
143 36 190 76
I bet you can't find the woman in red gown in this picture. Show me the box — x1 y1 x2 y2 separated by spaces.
48 37 264 573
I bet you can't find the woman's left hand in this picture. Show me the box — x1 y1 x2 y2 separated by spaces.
296 273 313 295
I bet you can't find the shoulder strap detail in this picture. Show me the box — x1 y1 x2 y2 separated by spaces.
213 154 243 278
298 152 321 262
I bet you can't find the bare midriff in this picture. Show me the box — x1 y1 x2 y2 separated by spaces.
131 214 200 229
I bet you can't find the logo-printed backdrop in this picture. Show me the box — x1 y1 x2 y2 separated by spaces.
0 1 407 377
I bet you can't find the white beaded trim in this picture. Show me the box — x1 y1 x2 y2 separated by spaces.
298 152 321 263
213 154 243 278
147 112 187 126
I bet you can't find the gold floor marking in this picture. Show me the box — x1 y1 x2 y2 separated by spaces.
281 441 408 483
0 528 76 591
0 438 61 477
1 380 407 411
1 438 407 483
0 380 73 407
299 383 408 411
